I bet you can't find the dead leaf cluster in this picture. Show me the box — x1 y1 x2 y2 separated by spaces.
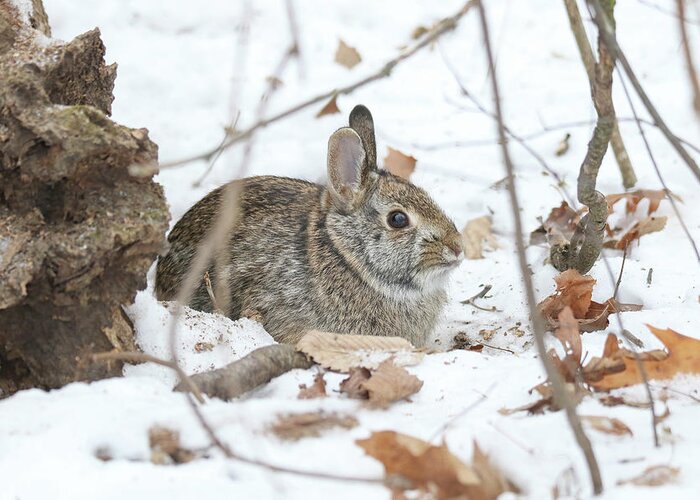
537 269 642 332
357 431 519 499
296 331 425 406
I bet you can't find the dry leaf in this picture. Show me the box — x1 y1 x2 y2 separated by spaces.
462 216 498 259
588 325 700 391
270 411 358 441
617 465 679 486
411 25 430 39
194 341 214 353
339 367 371 399
298 372 327 399
296 330 424 372
530 202 581 246
334 39 361 69
315 94 340 118
581 415 633 436
606 189 678 215
611 216 667 250
356 432 518 499
555 133 570 156
361 359 423 407
383 147 417 180
538 270 641 332
149 426 197 465
553 306 582 362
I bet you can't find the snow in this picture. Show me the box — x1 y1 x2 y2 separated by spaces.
2 0 700 498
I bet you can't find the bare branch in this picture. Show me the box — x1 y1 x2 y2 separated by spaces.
152 0 479 171
616 68 700 263
588 0 700 183
563 0 637 188
92 351 205 404
552 0 616 274
476 0 603 494
676 0 700 119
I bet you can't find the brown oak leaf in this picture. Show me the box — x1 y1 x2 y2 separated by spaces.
384 147 416 180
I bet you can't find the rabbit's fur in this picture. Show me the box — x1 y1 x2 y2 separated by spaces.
155 106 463 346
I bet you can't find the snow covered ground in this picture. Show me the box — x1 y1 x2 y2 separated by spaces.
2 0 700 498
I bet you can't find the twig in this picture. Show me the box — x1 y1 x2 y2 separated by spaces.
676 0 700 118
616 67 700 264
203 271 223 314
553 0 616 275
91 351 205 404
285 0 304 78
646 268 653 285
439 46 577 207
184 393 382 483
588 0 700 183
563 0 637 188
638 0 700 26
476 1 603 494
460 284 501 312
192 0 251 187
612 245 628 300
153 0 478 170
428 384 494 442
600 256 659 446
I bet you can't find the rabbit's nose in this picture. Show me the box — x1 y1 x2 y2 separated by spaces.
445 237 464 258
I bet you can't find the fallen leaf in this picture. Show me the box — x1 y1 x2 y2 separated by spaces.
538 270 642 332
617 465 679 486
581 415 633 436
149 426 197 465
361 359 423 407
597 394 652 408
530 202 581 246
462 216 499 259
315 94 340 118
339 367 371 399
553 306 582 363
297 372 327 399
356 432 518 499
296 330 424 372
334 39 362 69
606 189 678 215
555 133 570 156
270 411 358 441
588 325 700 391
383 147 417 180
610 216 667 250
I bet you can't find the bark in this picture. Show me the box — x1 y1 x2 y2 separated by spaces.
175 344 313 400
563 0 636 189
0 0 169 393
552 0 615 274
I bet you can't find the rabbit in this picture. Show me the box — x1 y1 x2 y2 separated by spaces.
155 105 464 347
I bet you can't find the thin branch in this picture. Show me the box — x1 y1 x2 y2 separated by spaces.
600 256 659 446
588 0 700 183
91 351 205 404
439 45 577 207
612 245 627 300
153 0 479 170
563 0 637 188
638 0 700 26
184 393 382 483
616 67 700 264
676 0 700 118
476 0 603 495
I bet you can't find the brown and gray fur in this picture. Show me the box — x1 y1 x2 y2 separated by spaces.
155 105 464 346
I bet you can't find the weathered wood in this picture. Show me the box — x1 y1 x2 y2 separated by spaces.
0 0 169 393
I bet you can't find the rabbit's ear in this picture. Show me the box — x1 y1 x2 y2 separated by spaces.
349 105 377 169
327 127 367 204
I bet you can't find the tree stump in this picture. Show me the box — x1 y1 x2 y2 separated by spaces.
0 0 169 394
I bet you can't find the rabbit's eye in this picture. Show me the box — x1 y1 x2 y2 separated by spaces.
387 210 409 229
